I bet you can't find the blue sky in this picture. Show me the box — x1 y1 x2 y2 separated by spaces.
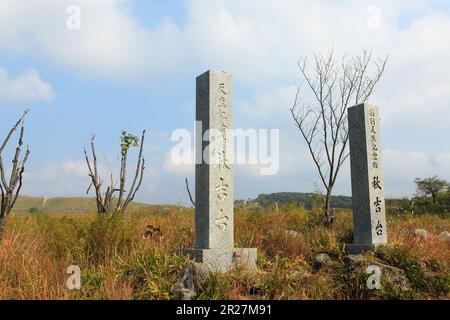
1 0 450 204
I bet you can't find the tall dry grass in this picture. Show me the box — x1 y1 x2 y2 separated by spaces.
0 206 448 300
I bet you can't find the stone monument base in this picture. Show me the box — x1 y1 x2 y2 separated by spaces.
344 243 386 255
183 248 257 273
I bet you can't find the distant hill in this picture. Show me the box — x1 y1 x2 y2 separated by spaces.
11 196 180 215
12 193 404 215
237 192 353 209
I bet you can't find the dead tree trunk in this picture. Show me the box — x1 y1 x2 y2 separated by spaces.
84 130 146 215
0 110 30 241
324 189 335 225
0 216 6 241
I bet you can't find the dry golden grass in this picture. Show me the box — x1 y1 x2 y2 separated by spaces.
0 206 448 300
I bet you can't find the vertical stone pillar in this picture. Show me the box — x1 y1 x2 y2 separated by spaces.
195 70 234 250
183 70 257 272
346 103 388 254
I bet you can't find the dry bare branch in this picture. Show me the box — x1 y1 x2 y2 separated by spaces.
0 110 30 241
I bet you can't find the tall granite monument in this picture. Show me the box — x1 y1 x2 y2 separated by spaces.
346 103 388 254
183 70 257 272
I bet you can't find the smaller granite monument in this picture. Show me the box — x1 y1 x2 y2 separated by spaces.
346 103 388 254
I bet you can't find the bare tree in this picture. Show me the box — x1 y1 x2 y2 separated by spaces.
0 110 30 241
290 49 388 226
84 130 146 215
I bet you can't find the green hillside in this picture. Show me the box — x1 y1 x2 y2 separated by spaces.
237 192 353 209
11 196 178 215
12 193 407 215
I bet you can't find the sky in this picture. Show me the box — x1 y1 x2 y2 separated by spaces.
0 0 450 204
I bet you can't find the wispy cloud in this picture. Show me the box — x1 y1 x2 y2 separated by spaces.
0 68 54 102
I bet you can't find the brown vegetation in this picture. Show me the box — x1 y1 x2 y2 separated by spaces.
0 205 448 300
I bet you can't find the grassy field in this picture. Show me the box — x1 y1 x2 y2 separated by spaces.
0 203 449 300
11 196 176 215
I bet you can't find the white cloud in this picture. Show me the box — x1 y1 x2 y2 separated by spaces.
0 68 54 102
23 159 147 199
435 152 450 175
62 160 89 176
382 149 450 197
384 150 430 179
163 149 194 175
0 0 188 79
1 0 449 95
23 162 86 196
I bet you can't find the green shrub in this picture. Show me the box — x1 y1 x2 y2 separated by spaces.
375 245 450 298
80 266 106 299
35 214 86 260
377 246 425 290
84 214 139 264
197 273 232 300
115 248 186 300
28 207 40 214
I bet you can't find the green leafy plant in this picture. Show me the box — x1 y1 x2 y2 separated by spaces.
120 130 139 156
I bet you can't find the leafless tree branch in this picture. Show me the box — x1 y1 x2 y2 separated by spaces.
290 49 388 225
0 110 30 241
